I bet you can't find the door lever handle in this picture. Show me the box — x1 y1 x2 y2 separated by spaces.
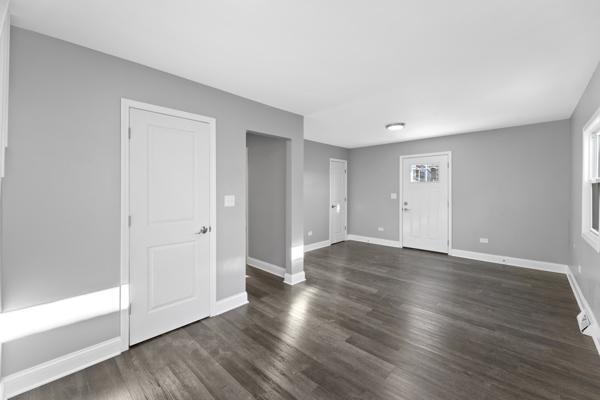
331 204 336 208
196 226 209 235
403 208 410 211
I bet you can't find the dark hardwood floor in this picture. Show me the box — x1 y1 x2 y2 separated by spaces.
15 241 600 400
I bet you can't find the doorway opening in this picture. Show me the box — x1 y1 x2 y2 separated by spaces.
120 99 217 349
329 158 347 244
246 131 290 282
399 152 452 253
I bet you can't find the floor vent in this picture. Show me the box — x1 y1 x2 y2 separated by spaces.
578 311 592 335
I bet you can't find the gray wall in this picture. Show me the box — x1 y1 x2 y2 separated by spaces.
304 140 349 245
570 60 600 321
247 133 287 267
348 120 571 264
1 27 304 375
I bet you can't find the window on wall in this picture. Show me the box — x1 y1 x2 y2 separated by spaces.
410 164 440 183
582 108 600 251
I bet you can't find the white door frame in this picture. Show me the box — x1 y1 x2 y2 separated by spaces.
399 151 452 252
329 158 348 244
120 98 217 351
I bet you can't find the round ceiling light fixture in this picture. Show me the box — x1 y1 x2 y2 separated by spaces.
385 122 406 131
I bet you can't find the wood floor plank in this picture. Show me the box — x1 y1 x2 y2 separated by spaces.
13 241 600 400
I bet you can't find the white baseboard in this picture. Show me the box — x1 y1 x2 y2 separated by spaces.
449 249 567 274
246 257 285 278
347 234 401 248
284 271 306 285
0 381 4 400
2 337 122 399
304 240 330 253
212 292 248 317
566 267 600 355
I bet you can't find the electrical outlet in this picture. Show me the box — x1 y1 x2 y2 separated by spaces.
378 227 384 232
578 265 582 274
390 193 397 199
479 238 489 244
308 230 313 237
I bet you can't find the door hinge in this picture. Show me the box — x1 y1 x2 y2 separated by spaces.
128 215 132 227
128 127 132 139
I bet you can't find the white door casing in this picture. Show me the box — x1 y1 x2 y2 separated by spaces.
400 153 450 253
128 106 213 345
329 159 347 244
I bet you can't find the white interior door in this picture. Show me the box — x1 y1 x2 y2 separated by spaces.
129 108 212 345
329 159 347 244
401 154 449 253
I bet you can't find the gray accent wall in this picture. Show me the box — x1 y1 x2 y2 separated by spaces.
348 120 571 264
570 60 600 321
1 27 303 375
304 140 349 245
247 133 287 267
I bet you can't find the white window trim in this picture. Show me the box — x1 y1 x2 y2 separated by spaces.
581 106 600 252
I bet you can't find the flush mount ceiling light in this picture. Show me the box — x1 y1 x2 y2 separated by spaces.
385 122 406 131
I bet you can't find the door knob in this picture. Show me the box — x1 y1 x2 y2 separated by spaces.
331 204 336 208
196 226 209 235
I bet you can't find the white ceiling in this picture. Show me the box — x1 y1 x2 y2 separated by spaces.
11 0 600 148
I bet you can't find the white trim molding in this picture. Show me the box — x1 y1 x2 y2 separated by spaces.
0 0 10 184
449 249 567 274
566 267 600 355
304 240 330 253
120 99 217 351
2 338 122 400
212 292 248 317
246 257 285 277
284 271 306 285
347 234 401 248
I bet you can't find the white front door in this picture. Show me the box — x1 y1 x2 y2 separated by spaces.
401 154 449 253
329 159 347 244
129 108 212 345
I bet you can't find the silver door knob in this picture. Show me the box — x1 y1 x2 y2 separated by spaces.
196 226 208 234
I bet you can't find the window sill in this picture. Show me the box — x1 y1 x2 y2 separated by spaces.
582 230 600 253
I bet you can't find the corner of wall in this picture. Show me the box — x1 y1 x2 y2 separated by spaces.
566 266 600 355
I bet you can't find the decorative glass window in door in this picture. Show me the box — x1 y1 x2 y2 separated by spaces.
410 164 440 183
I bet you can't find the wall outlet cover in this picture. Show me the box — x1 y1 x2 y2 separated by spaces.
390 193 397 199
308 231 313 236
378 227 384 232
479 238 489 243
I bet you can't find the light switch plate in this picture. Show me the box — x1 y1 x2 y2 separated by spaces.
390 193 397 199
224 195 235 207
